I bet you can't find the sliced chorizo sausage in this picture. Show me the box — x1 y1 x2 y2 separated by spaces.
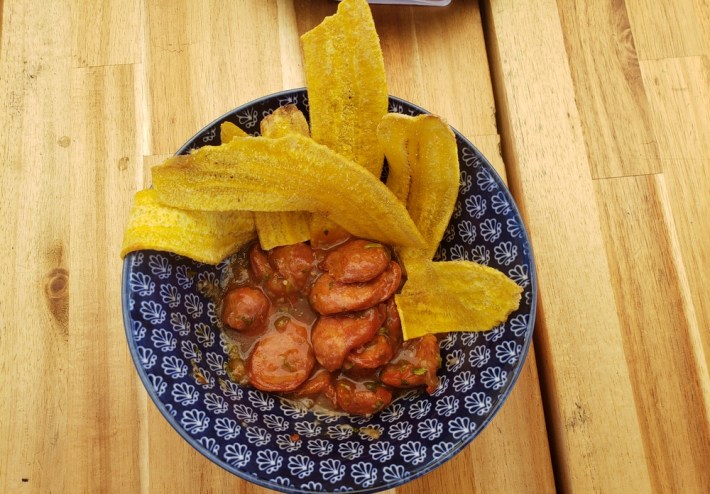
335 379 392 415
247 317 315 392
380 334 441 394
251 243 316 298
311 305 386 372
268 243 315 292
291 370 336 405
309 261 402 315
322 239 391 283
346 298 403 370
249 244 274 282
221 286 270 331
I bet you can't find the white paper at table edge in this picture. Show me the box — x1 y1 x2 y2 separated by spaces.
337 0 452 5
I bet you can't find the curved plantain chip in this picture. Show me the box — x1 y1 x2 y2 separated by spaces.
301 0 388 178
220 121 248 143
254 210 311 251
121 189 255 265
255 104 313 250
151 134 426 248
377 114 412 204
381 114 459 262
396 260 523 341
260 104 311 139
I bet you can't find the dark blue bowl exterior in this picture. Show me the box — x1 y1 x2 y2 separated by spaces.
122 89 537 494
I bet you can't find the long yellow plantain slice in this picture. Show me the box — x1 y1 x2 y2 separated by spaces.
121 189 255 265
151 134 426 248
255 105 312 250
396 260 523 340
377 114 412 204
379 113 459 262
220 121 248 143
301 0 388 177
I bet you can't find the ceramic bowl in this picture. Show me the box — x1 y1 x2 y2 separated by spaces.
122 89 536 493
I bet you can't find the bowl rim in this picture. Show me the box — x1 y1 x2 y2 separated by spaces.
122 88 538 494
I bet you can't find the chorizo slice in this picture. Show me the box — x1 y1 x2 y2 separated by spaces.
346 298 402 370
335 379 392 415
291 369 336 405
268 243 316 292
380 334 441 394
247 317 315 392
311 305 386 372
309 261 402 315
252 242 317 298
322 239 391 283
221 286 270 331
249 243 274 282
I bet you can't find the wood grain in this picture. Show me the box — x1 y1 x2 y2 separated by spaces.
0 0 72 492
595 174 710 492
625 0 710 60
67 63 143 493
71 0 142 67
7 0 708 492
144 0 283 155
483 0 653 491
640 56 710 370
556 0 660 178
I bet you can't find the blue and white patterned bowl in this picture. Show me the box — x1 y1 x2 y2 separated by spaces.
122 89 536 493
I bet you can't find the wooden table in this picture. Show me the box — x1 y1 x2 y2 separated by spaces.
1 0 708 492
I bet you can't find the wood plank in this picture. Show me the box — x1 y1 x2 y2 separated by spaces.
71 0 142 67
67 63 143 492
625 0 710 60
482 0 653 491
595 174 710 492
374 6 425 105
408 4 496 137
0 0 72 492
371 2 555 493
640 56 710 369
276 0 306 89
144 0 283 155
556 0 660 178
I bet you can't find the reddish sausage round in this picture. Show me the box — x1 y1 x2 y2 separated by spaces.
291 370 337 405
346 298 402 370
222 287 270 331
380 334 441 394
249 244 273 282
309 261 402 315
322 239 391 283
335 379 392 415
268 243 315 292
247 318 315 392
311 305 386 372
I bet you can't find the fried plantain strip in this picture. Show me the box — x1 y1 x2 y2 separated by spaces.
220 121 248 143
255 105 312 250
379 114 459 262
151 134 426 248
396 260 523 340
377 113 412 204
260 104 311 139
121 189 255 265
301 0 388 178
